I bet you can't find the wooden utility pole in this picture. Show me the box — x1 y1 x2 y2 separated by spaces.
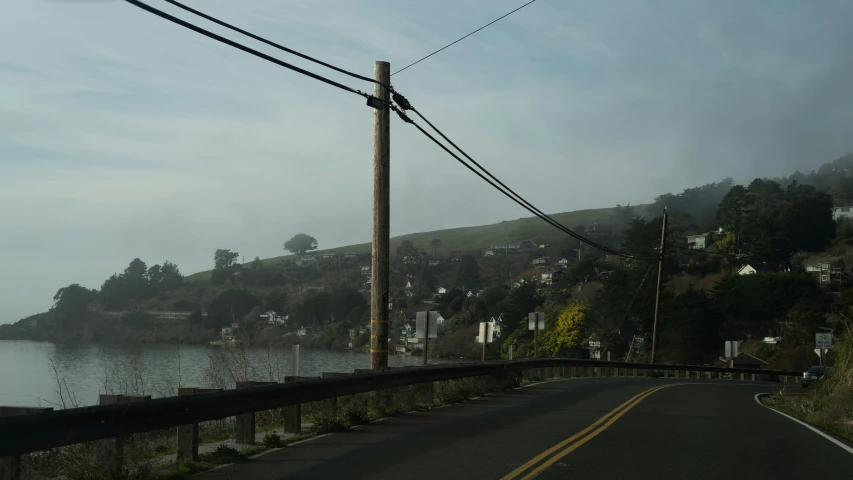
370 61 391 370
650 208 668 364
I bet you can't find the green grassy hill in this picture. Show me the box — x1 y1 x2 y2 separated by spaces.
185 204 650 282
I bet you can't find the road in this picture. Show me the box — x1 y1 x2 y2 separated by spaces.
195 378 853 479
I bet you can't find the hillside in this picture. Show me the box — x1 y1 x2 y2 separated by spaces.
185 204 649 282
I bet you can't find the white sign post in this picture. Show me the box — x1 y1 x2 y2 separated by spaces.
816 333 833 372
476 322 494 361
416 311 439 365
528 312 545 358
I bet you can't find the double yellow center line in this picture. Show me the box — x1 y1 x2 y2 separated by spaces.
501 384 675 480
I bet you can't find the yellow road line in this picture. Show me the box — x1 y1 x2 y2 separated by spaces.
500 384 672 480
519 384 675 479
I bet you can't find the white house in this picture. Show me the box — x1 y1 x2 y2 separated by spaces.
301 255 317 262
436 313 446 326
531 257 549 266
558 258 569 266
261 310 287 326
687 233 709 249
296 326 311 337
488 315 503 339
428 259 441 266
738 264 775 275
540 269 564 285
833 206 853 221
361 265 371 274
484 250 495 257
436 287 447 296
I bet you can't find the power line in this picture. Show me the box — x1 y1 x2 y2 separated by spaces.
122 0 376 101
404 106 649 260
162 0 390 90
392 105 652 261
391 0 537 76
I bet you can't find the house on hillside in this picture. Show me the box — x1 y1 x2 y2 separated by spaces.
531 257 549 266
301 255 316 262
320 253 337 259
540 269 565 285
488 240 538 253
484 250 495 257
435 287 447 296
436 313 446 326
738 264 776 275
833 206 853 222
428 259 441 266
687 233 710 249
261 310 287 326
344 253 358 259
488 315 503 339
725 353 768 371
360 265 371 275
803 256 846 290
558 258 570 266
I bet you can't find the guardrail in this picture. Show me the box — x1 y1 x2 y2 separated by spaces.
0 358 800 458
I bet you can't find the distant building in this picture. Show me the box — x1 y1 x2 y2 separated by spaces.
488 240 538 253
344 253 358 259
320 253 337 259
301 255 316 262
428 259 441 266
531 257 549 266
738 264 775 275
687 233 710 249
833 206 853 222
435 287 447 296
558 258 570 266
803 256 845 290
484 250 495 257
361 265 371 275
540 269 564 285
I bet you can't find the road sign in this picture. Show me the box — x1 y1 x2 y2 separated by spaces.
589 341 601 348
528 312 544 331
476 322 494 344
816 333 833 349
415 311 439 339
724 340 740 359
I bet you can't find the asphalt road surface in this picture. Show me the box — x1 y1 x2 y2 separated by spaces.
195 378 853 479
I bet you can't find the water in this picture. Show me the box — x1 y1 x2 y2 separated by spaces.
0 340 457 408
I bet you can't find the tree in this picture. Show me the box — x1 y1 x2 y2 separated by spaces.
147 264 163 287
214 249 239 270
396 240 419 257
540 303 587 357
53 284 96 332
456 254 481 287
430 238 441 257
284 234 318 255
160 261 184 290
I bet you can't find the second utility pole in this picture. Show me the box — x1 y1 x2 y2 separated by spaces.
370 61 391 371
650 208 668 364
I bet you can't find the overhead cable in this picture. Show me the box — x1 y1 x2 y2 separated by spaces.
393 105 653 261
122 0 376 102
392 0 538 76
162 0 391 91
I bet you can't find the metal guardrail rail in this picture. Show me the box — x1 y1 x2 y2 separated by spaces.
0 358 800 456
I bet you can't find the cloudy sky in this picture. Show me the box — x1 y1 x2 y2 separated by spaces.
1 0 852 322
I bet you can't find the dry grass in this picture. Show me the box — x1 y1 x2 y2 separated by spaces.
765 325 853 441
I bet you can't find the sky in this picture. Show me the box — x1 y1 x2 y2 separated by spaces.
1 0 852 322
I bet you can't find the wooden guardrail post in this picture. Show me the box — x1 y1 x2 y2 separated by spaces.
235 381 276 445
0 407 52 480
176 388 222 461
98 395 150 474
